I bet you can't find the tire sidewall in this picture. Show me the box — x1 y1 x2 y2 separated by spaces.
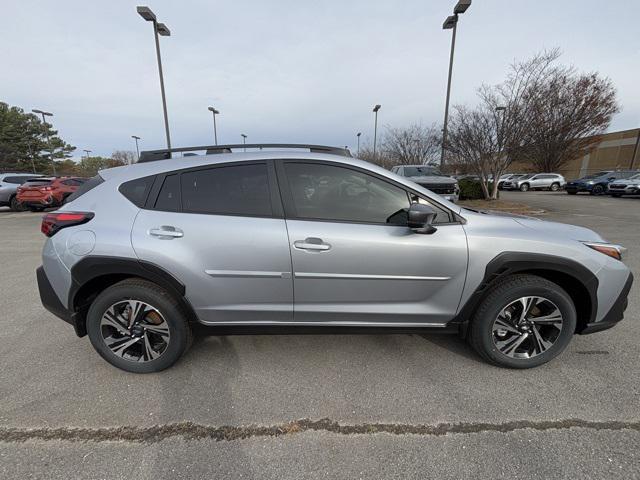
474 281 576 368
520 183 529 192
87 283 190 373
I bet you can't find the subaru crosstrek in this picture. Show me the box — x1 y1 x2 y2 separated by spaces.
36 144 633 373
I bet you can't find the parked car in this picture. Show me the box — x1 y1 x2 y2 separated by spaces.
35 143 632 373
498 174 525 190
391 165 459 203
17 177 87 211
565 170 638 195
502 173 565 192
0 173 44 211
608 173 640 197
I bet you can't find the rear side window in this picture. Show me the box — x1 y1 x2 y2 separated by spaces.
119 175 154 207
154 174 180 212
181 164 271 216
3 176 41 184
65 175 105 204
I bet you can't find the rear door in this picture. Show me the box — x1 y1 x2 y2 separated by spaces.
131 161 294 324
276 160 468 326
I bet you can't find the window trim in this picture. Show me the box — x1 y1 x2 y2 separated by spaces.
145 160 284 219
274 159 460 227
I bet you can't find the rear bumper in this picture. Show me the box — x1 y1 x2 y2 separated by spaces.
36 266 85 336
580 272 634 334
20 196 55 207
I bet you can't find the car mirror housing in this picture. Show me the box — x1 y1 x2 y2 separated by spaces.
408 203 437 234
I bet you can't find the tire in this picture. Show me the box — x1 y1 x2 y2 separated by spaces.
86 278 193 373
9 196 26 212
590 184 605 195
468 274 576 369
567 191 577 195
550 182 560 192
519 183 530 192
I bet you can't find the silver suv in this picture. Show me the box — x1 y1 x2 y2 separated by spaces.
390 165 459 203
502 173 566 192
36 144 633 373
0 173 43 211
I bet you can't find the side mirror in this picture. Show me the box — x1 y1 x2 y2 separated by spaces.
408 203 437 234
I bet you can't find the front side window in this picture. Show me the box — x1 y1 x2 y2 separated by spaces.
181 163 271 216
284 162 411 224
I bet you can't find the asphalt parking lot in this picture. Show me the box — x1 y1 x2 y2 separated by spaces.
1 191 639 479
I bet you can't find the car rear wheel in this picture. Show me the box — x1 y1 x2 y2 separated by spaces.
519 183 530 192
550 182 560 192
86 278 192 373
9 196 26 212
468 274 576 368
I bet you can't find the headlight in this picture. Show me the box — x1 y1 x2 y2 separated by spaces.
583 242 626 261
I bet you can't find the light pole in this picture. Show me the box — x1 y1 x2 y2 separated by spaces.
137 6 172 151
372 104 381 157
356 132 361 156
131 135 141 163
207 107 220 145
32 109 56 175
241 133 247 152
440 0 472 167
83 149 92 161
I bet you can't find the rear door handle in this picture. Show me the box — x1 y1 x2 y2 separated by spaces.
294 237 331 251
149 226 184 239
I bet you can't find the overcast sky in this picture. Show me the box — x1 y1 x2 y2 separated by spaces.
3 0 639 158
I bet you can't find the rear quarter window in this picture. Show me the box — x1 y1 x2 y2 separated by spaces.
119 175 155 207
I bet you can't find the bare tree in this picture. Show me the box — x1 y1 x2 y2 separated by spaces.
111 150 137 165
521 69 618 172
357 124 441 170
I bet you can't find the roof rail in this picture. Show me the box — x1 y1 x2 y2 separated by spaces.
138 143 351 163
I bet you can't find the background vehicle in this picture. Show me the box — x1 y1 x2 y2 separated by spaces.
565 170 638 195
36 144 632 373
608 173 640 197
391 165 459 202
498 174 525 190
502 173 565 192
17 177 87 211
0 173 43 211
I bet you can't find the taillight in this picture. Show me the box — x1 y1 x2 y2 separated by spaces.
41 212 94 237
39 186 53 192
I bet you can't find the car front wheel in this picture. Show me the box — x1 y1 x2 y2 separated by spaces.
86 279 192 373
519 183 530 192
468 274 576 368
590 185 605 195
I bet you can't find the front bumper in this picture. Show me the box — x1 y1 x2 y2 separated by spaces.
36 266 85 336
580 272 634 334
608 186 640 195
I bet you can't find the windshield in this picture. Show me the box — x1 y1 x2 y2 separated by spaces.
404 166 442 177
582 171 611 179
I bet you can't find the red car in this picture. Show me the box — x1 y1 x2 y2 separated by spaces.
17 177 87 211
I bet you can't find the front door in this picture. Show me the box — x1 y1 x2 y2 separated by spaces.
131 162 293 324
277 160 468 326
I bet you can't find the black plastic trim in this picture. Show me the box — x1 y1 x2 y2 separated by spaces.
37 266 73 325
580 272 633 334
453 252 599 334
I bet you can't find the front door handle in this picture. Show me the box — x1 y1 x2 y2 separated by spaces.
294 237 331 251
149 226 184 239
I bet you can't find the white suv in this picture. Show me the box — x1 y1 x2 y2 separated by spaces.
502 173 566 192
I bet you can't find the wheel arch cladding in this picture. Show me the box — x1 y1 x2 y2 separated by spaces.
455 252 597 335
69 256 197 337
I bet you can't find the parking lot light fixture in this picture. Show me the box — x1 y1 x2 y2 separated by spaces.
83 149 92 160
137 6 172 151
32 109 56 176
372 105 381 158
440 0 472 168
357 132 362 156
131 135 141 163
241 133 247 152
208 107 220 145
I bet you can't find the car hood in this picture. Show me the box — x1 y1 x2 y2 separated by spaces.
408 175 457 184
514 217 605 242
